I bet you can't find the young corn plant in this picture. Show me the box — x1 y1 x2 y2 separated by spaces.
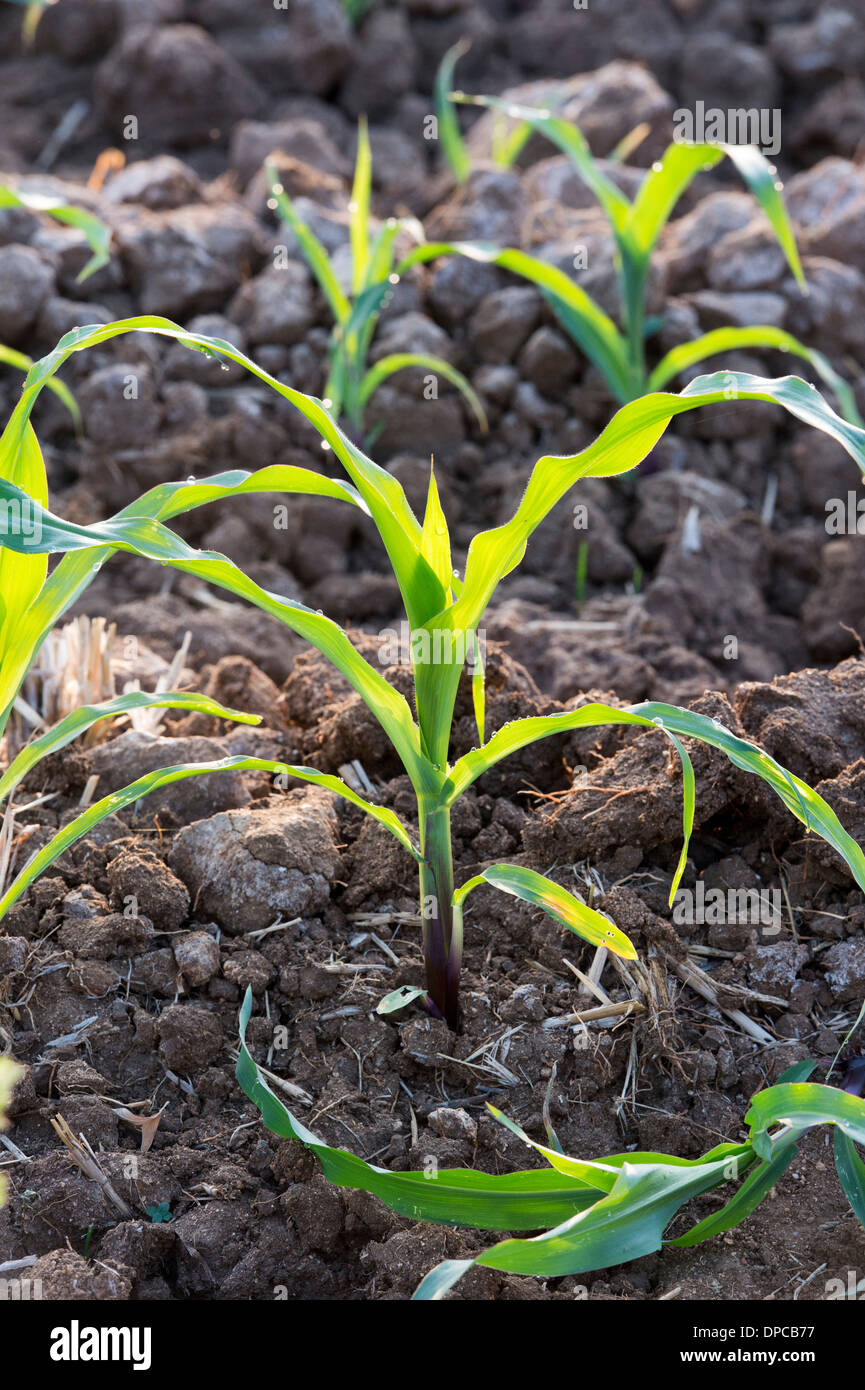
235 1028 865 1299
3 318 865 1034
435 41 533 185
429 92 861 424
266 120 486 438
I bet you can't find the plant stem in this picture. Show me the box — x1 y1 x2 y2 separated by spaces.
620 257 648 393
418 801 458 1027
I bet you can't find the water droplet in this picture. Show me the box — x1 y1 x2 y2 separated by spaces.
186 476 196 484
652 161 663 172
266 198 278 211
322 397 333 410
388 273 399 285
321 441 331 452
271 182 284 196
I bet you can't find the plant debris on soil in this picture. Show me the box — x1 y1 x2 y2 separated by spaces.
2 0 865 1302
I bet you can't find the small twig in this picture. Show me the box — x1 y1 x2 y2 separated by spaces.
544 1000 645 1030
50 1115 131 1217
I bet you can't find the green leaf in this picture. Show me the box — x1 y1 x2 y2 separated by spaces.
833 1128 865 1230
454 863 638 960
350 117 372 296
0 689 261 808
409 370 865 762
0 344 80 424
129 463 367 524
453 95 631 235
236 989 604 1229
467 628 485 748
647 326 862 425
0 416 47 667
488 1101 747 1189
626 142 805 292
435 41 472 184
360 350 488 432
9 314 447 632
745 1082 865 1161
777 1060 819 1085
721 143 805 293
669 1144 795 1248
626 143 724 258
0 481 433 789
414 1148 745 1297
490 115 533 170
0 183 110 281
0 756 422 921
630 701 865 894
420 466 453 594
439 695 865 902
266 165 351 326
376 985 429 1015
27 318 447 628
398 241 634 402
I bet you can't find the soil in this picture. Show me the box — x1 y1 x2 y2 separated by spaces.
2 0 865 1302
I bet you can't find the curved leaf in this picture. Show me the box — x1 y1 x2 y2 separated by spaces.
398 241 633 402
236 988 601 1229
266 165 350 325
454 863 637 959
408 371 865 759
746 1082 865 1161
439 698 865 897
0 416 47 670
631 701 865 894
833 1128 865 1230
6 314 445 630
647 325 862 425
0 689 261 807
669 1144 795 1248
452 95 631 234
0 344 79 423
0 183 110 281
0 487 432 793
435 41 472 183
360 351 488 432
415 1149 743 1296
0 755 422 921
